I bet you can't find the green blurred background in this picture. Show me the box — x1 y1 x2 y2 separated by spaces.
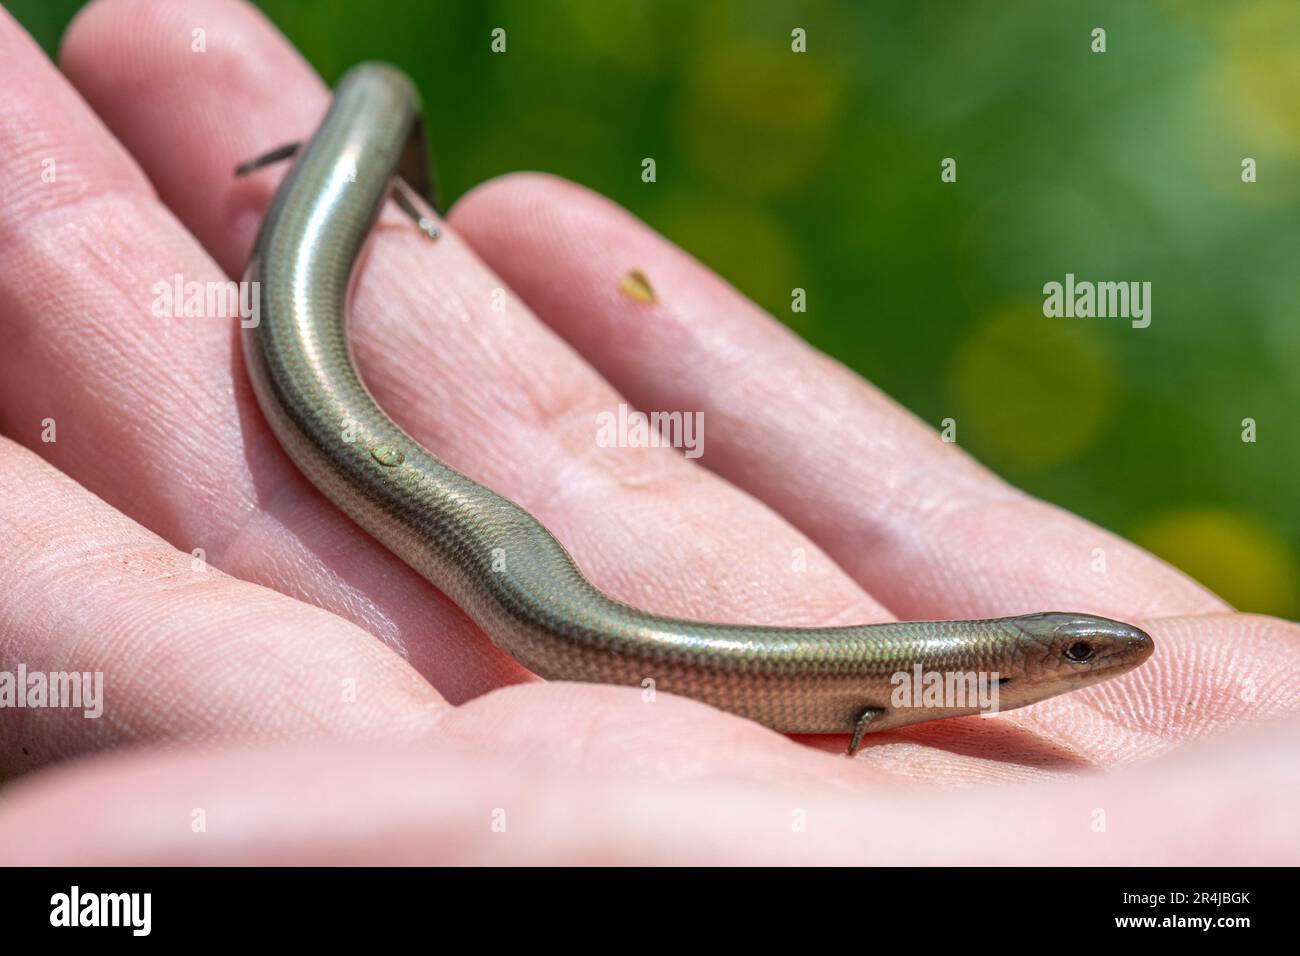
10 0 1299 617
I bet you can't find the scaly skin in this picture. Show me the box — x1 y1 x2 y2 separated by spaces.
241 63 1154 749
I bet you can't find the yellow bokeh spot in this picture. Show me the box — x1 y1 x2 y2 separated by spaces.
950 307 1115 470
1130 508 1299 618
677 38 842 196
1202 0 1300 158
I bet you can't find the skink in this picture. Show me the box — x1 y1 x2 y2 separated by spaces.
240 63 1153 752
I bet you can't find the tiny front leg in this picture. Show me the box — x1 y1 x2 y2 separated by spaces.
390 177 441 240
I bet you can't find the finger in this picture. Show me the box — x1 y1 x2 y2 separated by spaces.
60 0 892 647
0 438 446 775
0 1 525 697
448 175 1228 621
4 718 1297 863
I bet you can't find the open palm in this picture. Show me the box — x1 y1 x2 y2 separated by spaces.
0 0 1296 865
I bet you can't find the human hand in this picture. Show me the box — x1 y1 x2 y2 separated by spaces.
0 0 1296 864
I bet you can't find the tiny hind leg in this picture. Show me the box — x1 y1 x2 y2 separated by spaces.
848 707 885 756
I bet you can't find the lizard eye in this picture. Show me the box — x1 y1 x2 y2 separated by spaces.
1064 641 1095 663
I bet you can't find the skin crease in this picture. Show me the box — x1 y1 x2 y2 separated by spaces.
0 0 1295 863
